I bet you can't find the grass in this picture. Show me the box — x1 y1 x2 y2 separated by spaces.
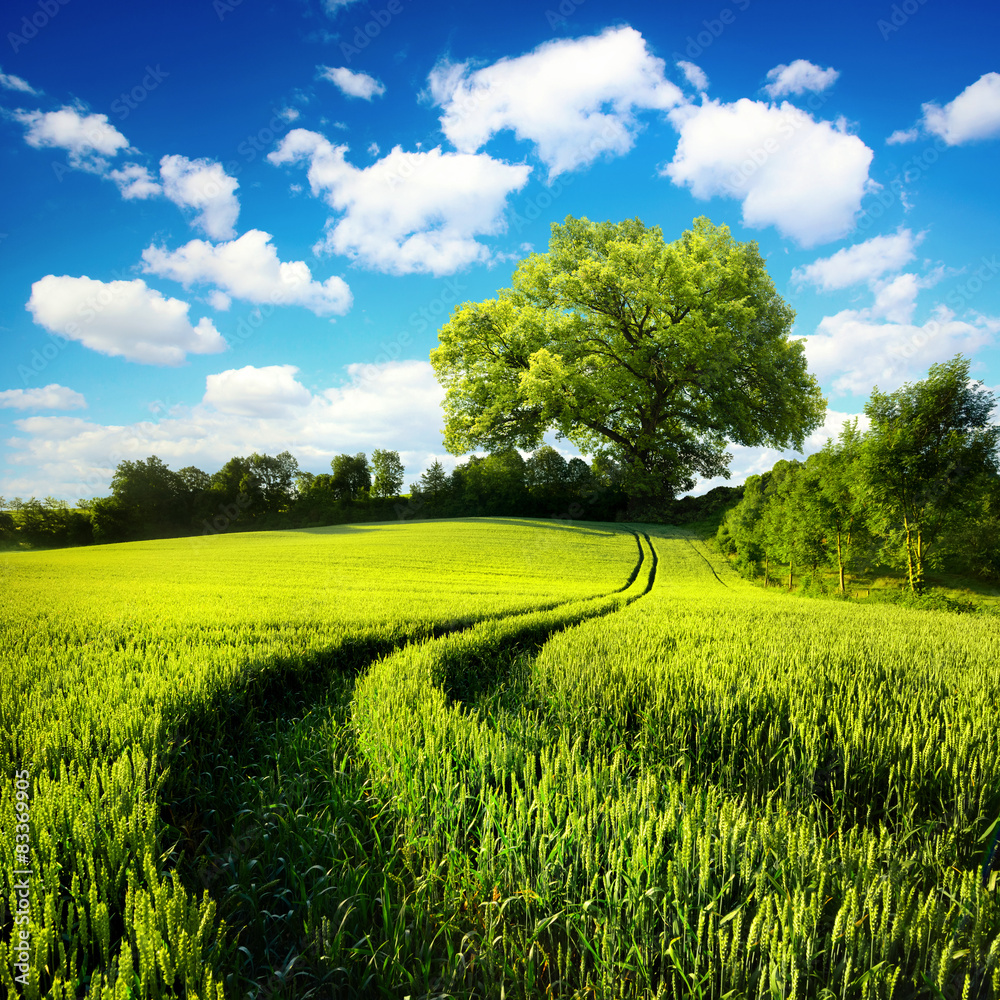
0 518 639 998
4 517 1000 998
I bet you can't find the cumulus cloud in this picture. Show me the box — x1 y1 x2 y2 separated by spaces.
26 275 227 366
159 154 240 240
886 127 919 145
13 105 130 170
802 304 997 396
0 68 40 95
869 272 925 324
677 60 708 92
429 26 685 178
319 65 386 100
203 364 313 417
141 230 353 317
764 60 839 98
269 128 530 275
664 98 874 246
690 408 871 495
792 229 922 290
790 229 991 391
109 162 162 199
2 361 445 499
920 72 1000 145
322 0 363 13
0 384 85 411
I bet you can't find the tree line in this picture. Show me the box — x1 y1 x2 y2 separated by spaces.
718 356 1000 594
2 443 747 550
1 447 625 547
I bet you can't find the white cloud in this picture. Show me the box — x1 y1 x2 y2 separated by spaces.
0 68 40 95
697 412 870 487
886 127 918 145
159 154 240 240
269 128 531 275
204 364 313 417
677 60 708 92
13 105 129 170
141 230 353 317
429 26 685 179
920 72 1000 145
109 162 162 199
368 141 380 156
0 384 85 411
802 303 997 396
277 106 300 122
792 231 991 393
2 361 445 499
322 0 363 13
764 60 839 98
319 65 386 100
792 229 922 290
689 409 871 495
26 275 227 366
869 272 924 323
664 98 874 246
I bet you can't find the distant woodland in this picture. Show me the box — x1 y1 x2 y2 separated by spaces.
0 445 743 549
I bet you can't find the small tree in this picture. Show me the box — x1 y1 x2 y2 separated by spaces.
248 451 299 514
810 421 868 593
722 476 768 580
526 446 569 510
110 456 186 530
330 453 371 501
415 460 450 503
371 449 405 499
857 355 999 593
760 460 807 590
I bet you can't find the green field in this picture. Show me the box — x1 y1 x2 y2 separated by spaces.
3 518 1000 999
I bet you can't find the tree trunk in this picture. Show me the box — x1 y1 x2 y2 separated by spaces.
903 515 917 594
914 529 925 595
788 562 793 591
763 554 769 588
836 529 845 594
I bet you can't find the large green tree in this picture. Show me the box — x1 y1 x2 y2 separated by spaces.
431 215 826 511
857 355 999 593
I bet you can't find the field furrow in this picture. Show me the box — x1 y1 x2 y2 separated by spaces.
4 519 999 999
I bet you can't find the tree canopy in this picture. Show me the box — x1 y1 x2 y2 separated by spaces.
719 355 1000 595
330 453 371 501
857 355 1000 592
431 215 826 508
371 449 405 499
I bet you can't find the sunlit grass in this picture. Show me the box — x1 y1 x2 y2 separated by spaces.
4 518 1000 998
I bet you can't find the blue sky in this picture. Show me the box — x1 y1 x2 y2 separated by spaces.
1 0 998 501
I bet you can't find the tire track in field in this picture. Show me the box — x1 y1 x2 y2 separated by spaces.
640 532 658 595
684 536 729 587
611 531 645 592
